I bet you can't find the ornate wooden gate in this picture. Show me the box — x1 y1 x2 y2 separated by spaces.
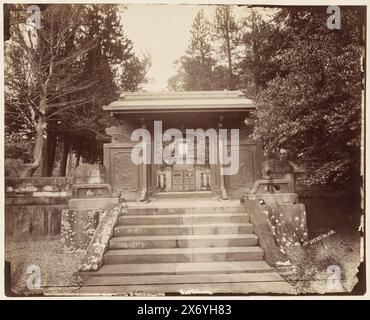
172 169 196 191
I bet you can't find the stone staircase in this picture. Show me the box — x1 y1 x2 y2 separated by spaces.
79 201 295 295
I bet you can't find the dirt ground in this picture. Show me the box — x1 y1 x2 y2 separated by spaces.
281 227 363 294
5 239 85 296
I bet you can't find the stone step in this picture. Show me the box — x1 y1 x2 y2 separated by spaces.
5 197 67 206
104 246 264 264
68 198 119 209
154 191 213 199
84 271 285 286
79 273 296 295
117 213 249 226
80 261 274 278
125 206 245 215
79 281 295 295
114 223 254 237
109 234 258 249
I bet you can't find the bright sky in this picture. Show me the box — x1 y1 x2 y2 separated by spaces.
120 5 274 92
120 5 201 91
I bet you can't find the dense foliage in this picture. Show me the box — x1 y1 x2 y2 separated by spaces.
5 4 149 176
253 8 363 186
169 6 364 186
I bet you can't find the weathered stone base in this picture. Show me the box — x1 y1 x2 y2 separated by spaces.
61 208 104 251
68 198 119 209
79 204 127 271
251 193 298 204
263 203 308 247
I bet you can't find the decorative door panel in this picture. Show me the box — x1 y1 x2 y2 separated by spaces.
172 171 184 191
171 170 196 192
109 148 140 200
183 171 196 191
225 144 261 198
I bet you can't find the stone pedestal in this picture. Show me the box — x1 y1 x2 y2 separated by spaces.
245 159 299 204
62 164 118 251
71 184 112 198
74 164 106 184
261 159 295 192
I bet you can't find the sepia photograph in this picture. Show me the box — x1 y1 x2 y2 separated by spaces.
1 1 366 300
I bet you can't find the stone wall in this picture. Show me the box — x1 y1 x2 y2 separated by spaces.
296 185 361 237
5 177 73 197
5 166 114 241
5 177 72 240
5 205 63 240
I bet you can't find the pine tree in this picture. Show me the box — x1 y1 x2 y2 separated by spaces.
238 8 282 96
168 10 217 91
212 5 240 89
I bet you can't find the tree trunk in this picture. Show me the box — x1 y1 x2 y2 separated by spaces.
89 142 96 164
225 32 233 89
48 132 57 176
67 148 73 176
75 147 81 168
251 11 259 94
59 134 70 177
22 119 46 177
41 130 57 177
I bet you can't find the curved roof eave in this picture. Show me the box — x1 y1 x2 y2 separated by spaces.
103 91 255 114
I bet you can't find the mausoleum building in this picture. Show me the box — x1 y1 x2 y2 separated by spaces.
103 90 262 202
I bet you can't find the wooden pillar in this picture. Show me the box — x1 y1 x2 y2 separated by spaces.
138 117 149 202
218 116 228 200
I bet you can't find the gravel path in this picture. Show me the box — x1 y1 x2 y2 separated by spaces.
5 239 85 296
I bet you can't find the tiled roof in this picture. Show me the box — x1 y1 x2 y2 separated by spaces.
103 91 254 114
